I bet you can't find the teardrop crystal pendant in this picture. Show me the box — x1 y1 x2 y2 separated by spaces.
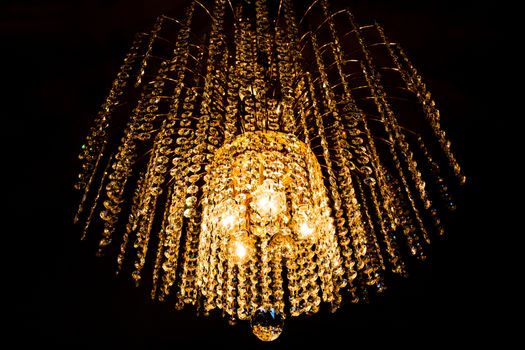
250 308 284 341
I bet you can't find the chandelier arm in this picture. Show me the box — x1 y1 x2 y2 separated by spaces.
298 0 321 27
192 0 216 21
226 0 238 22
135 17 166 87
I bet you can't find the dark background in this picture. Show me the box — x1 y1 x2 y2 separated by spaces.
4 0 509 347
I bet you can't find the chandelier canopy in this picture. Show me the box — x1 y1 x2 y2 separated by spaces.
74 0 464 341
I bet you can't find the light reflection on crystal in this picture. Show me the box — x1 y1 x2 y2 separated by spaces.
250 308 284 342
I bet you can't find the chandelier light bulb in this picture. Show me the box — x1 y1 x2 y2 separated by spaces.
251 179 286 221
221 213 237 230
227 235 254 264
234 242 246 259
298 222 315 239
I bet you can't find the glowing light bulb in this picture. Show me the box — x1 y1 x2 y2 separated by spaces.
293 204 317 240
227 234 254 264
221 213 236 229
251 179 286 222
234 241 247 259
299 222 315 238
216 199 240 231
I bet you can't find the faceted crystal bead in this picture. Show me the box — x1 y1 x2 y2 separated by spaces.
250 308 284 342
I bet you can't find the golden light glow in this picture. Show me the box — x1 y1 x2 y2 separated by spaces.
298 222 315 239
200 132 341 310
251 179 287 221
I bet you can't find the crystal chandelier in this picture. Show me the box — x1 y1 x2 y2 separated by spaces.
74 0 464 341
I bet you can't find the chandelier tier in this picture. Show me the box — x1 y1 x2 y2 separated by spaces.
74 0 464 341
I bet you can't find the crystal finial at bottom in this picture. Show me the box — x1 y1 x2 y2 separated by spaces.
250 307 284 341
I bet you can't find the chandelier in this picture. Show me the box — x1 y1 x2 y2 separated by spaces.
74 0 464 341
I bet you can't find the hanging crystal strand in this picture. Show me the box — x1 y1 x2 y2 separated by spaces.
179 214 202 305
128 6 196 285
115 171 145 273
75 33 146 223
270 252 285 317
202 210 219 311
159 179 187 300
151 185 173 299
236 5 258 133
310 30 376 289
303 162 323 312
414 137 446 234
135 17 164 87
260 239 272 309
360 62 431 245
353 177 387 288
274 0 298 133
305 71 356 304
304 241 321 314
196 168 215 307
417 135 455 215
318 3 386 283
250 8 268 132
236 255 252 320
318 3 404 276
196 204 211 304
254 0 276 131
350 18 431 247
367 170 407 274
247 251 260 317
297 80 313 145
315 225 335 303
287 246 301 316
255 0 274 76
129 79 175 286
178 0 228 306
158 53 203 301
389 174 425 258
224 62 239 143
97 98 147 254
81 154 114 240
322 1 403 278
377 25 465 185
224 259 238 322
294 245 309 315
215 228 227 311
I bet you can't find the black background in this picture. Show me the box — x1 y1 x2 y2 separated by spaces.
4 0 509 347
